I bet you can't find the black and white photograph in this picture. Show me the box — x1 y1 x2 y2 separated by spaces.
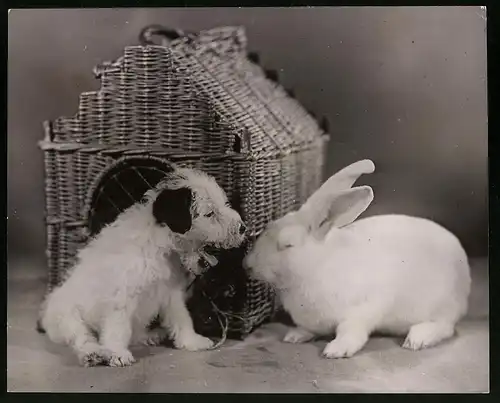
7 6 489 393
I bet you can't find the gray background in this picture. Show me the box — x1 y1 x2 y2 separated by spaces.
8 7 488 277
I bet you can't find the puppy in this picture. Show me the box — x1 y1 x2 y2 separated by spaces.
39 167 246 367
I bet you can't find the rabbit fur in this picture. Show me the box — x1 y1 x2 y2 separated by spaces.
243 160 471 359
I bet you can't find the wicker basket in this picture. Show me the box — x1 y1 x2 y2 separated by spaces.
38 25 329 339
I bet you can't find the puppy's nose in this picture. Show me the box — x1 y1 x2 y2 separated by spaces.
239 223 247 235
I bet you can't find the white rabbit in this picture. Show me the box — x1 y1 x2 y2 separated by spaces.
243 160 471 359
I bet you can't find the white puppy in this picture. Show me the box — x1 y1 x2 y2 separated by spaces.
39 167 246 367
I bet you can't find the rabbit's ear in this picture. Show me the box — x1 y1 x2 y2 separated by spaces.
314 186 374 238
299 159 375 229
277 225 307 251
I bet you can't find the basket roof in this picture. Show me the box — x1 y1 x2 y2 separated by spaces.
44 26 327 158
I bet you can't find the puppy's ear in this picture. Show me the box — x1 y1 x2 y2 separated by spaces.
152 187 193 234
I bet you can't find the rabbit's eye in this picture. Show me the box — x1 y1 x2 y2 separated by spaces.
205 211 215 218
278 242 293 251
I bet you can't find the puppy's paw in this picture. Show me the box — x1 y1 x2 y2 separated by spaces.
175 333 214 351
80 351 107 367
283 328 315 344
78 347 112 367
139 328 169 346
108 350 136 367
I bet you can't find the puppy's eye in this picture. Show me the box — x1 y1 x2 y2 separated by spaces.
205 211 215 218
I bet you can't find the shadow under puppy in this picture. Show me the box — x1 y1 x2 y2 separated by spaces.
38 167 247 367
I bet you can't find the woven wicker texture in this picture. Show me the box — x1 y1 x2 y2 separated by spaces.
39 25 328 337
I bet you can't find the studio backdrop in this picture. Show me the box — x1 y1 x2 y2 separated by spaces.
7 7 488 277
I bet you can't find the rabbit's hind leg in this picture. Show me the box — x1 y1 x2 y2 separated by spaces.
402 321 456 350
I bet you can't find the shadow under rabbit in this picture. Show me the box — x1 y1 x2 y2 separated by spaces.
268 310 469 360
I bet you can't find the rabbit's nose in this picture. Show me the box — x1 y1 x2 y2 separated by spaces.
242 258 251 271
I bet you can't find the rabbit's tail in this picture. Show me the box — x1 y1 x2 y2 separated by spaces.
36 318 46 333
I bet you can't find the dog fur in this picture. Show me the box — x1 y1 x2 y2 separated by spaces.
39 167 246 367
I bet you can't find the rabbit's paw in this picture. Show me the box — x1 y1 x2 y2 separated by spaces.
283 327 315 344
321 326 369 359
322 339 362 359
402 321 455 351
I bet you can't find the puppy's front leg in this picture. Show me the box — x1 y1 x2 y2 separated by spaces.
162 290 214 351
100 311 136 366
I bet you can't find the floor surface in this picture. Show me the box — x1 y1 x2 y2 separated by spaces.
7 258 489 393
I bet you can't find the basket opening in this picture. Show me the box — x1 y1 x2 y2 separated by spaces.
88 157 175 237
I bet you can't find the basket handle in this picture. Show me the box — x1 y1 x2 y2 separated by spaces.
139 24 190 46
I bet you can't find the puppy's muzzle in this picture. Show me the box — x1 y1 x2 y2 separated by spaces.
239 222 247 236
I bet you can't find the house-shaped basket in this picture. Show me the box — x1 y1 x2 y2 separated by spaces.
39 25 329 339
